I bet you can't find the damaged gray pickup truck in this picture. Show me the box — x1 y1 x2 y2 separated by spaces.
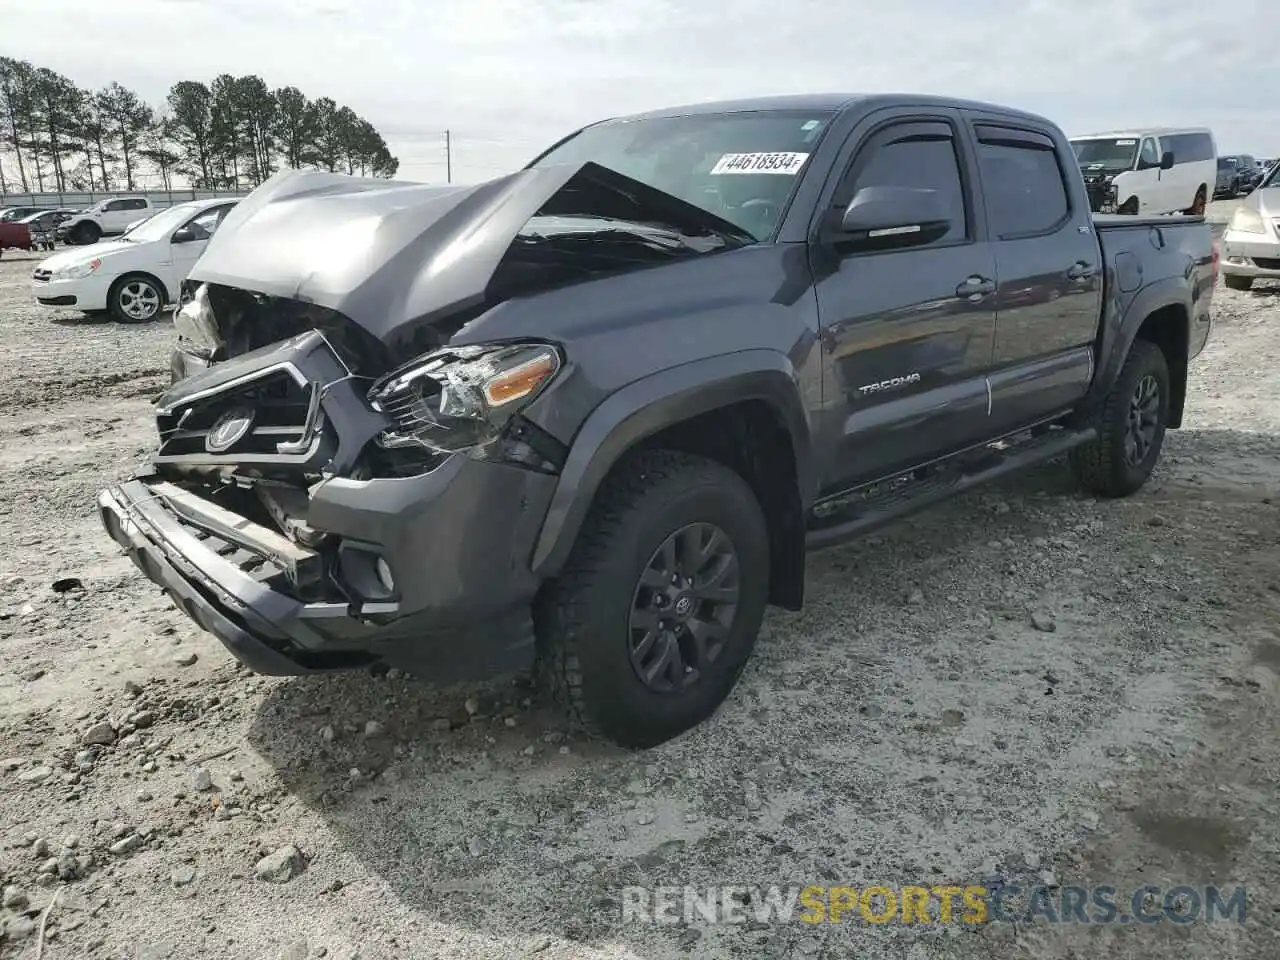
99 94 1216 748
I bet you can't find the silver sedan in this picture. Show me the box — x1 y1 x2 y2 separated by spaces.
1222 163 1280 290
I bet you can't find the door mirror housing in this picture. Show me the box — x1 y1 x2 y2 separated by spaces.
1160 151 1175 171
171 226 199 244
831 186 952 250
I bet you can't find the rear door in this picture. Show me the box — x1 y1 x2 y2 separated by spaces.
811 109 998 491
965 116 1102 435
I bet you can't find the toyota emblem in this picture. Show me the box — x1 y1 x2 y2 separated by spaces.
205 406 255 453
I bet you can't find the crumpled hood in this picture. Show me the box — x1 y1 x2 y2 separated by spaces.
188 163 749 346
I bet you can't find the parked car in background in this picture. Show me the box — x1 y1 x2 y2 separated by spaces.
56 196 154 245
1221 160 1280 290
0 208 77 256
0 206 50 223
32 198 238 322
1071 127 1215 215
1221 154 1262 195
1216 157 1245 199
23 209 76 251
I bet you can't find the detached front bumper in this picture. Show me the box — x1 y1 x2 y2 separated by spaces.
100 460 556 682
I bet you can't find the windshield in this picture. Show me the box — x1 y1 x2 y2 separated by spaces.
123 204 200 243
1219 158 1237 170
1263 162 1280 189
1072 138 1139 172
528 110 835 241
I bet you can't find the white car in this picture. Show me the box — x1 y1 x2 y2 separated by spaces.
31 199 238 323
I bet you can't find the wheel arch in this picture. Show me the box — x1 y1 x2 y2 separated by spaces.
1092 280 1190 428
110 270 172 309
529 350 815 610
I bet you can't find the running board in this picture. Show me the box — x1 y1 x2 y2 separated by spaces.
805 427 1096 550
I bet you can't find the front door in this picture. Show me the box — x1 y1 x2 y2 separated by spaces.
811 112 998 493
166 204 234 293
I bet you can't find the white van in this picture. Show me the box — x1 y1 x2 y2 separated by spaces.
1069 128 1216 217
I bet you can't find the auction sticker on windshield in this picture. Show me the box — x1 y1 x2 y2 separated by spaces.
711 152 810 175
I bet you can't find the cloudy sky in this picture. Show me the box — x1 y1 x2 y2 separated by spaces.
7 0 1278 185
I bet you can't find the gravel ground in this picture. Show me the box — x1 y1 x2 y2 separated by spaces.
1 243 1279 960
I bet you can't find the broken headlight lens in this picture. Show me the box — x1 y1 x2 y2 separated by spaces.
172 283 223 357
367 342 562 454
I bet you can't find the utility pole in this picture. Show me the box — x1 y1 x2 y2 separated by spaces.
445 129 452 183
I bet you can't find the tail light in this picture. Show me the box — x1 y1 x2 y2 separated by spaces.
1212 240 1220 283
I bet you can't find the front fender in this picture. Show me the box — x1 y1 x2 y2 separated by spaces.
528 349 814 577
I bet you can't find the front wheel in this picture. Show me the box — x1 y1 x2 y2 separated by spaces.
536 449 770 748
1070 339 1170 498
72 222 100 245
110 275 163 323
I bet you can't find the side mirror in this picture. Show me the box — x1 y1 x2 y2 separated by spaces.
171 226 198 244
832 186 951 249
1160 151 1175 171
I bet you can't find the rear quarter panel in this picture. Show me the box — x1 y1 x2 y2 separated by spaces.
1089 215 1214 418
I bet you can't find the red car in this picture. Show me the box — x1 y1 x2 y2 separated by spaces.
0 209 74 258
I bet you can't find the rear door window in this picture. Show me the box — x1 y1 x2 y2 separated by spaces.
974 126 1071 238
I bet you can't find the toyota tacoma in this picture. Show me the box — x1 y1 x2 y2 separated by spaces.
98 94 1216 748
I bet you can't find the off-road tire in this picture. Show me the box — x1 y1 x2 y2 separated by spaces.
1224 275 1254 291
1070 339 1170 498
535 449 770 748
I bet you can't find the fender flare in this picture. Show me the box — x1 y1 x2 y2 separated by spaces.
1089 276 1191 408
529 349 815 577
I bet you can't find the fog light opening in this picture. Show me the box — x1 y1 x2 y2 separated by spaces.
375 557 395 593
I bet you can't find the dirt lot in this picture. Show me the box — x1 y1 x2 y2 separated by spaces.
1 240 1279 960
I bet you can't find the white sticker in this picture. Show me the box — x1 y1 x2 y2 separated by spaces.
710 152 810 175
801 120 821 131
1115 139 1136 145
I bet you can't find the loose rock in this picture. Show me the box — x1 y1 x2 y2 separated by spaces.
2 884 28 908
172 651 198 666
191 767 213 791
255 844 306 883
81 721 116 746
109 834 143 855
1030 611 1057 633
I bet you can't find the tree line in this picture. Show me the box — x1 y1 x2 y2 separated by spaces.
0 58 399 195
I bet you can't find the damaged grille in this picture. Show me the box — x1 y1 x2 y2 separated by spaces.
32 267 51 283
155 367 333 478
1083 177 1114 213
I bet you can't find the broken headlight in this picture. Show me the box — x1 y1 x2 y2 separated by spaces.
173 283 222 357
367 342 562 454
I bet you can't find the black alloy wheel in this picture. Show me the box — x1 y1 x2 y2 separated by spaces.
1124 373 1160 467
627 522 740 693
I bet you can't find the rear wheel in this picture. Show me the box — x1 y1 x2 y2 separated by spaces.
535 449 770 748
1224 275 1254 291
1185 186 1206 216
1070 339 1170 498
109 275 164 323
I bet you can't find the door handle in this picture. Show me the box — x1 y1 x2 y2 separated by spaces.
1067 261 1096 281
955 275 996 301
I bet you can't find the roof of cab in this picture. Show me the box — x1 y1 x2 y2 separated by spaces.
613 92 1056 126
